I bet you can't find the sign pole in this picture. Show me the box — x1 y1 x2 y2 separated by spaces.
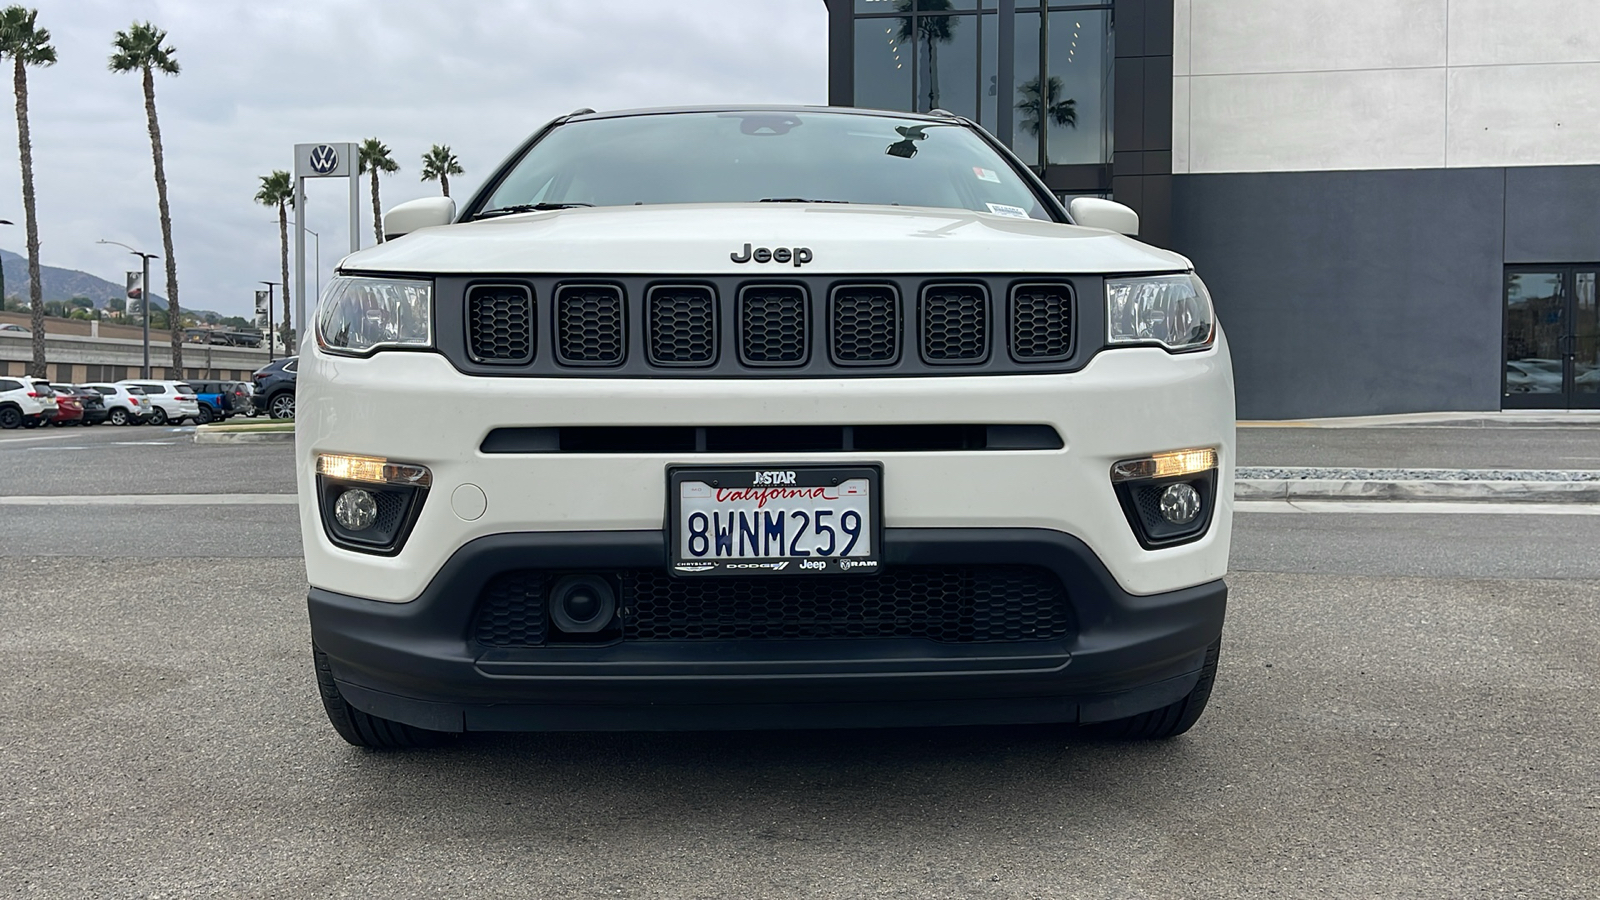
293 142 357 357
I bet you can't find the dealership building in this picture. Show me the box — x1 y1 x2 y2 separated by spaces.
825 0 1600 418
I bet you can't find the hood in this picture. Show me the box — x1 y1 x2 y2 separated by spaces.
340 203 1193 276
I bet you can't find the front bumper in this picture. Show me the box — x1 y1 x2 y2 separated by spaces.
310 527 1227 732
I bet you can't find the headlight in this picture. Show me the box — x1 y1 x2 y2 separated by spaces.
1106 273 1215 352
315 275 432 356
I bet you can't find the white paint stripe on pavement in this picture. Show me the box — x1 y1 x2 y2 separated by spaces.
0 493 297 506
1236 499 1600 516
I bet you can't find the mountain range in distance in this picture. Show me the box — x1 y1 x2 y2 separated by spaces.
1 248 230 320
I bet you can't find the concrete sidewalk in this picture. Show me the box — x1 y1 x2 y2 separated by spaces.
1236 411 1600 502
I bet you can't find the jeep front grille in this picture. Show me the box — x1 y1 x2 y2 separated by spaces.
1010 283 1074 361
647 285 716 366
466 284 534 364
556 284 625 365
437 274 1099 378
739 285 808 365
921 283 989 363
470 565 1075 646
830 284 899 365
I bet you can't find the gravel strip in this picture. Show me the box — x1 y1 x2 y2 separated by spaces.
1236 467 1600 482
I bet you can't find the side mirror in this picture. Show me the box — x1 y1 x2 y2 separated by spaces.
382 196 456 241
1067 197 1139 236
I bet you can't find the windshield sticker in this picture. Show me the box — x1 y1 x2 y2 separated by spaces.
985 203 1029 219
973 167 1001 183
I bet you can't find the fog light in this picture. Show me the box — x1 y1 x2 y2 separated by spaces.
549 575 617 634
1159 483 1202 525
333 488 379 532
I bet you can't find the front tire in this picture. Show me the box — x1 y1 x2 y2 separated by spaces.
313 645 453 750
149 407 168 426
195 405 214 425
107 407 129 426
269 393 295 420
0 407 20 429
1091 639 1221 740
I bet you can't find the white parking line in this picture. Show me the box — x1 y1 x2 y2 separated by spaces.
0 493 296 506
1236 499 1600 516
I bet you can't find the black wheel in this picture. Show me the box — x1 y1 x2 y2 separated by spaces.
269 392 295 420
0 407 20 429
195 405 214 425
1091 639 1221 740
149 407 168 426
313 645 453 750
107 407 129 426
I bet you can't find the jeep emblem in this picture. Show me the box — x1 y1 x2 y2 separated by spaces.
731 243 812 267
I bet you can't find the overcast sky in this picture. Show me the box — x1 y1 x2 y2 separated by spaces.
1 0 827 318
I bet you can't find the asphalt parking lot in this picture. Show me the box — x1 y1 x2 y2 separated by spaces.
2 426 1597 897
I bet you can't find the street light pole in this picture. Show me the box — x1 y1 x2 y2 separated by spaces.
0 220 12 309
259 281 278 360
281 219 321 303
98 239 160 378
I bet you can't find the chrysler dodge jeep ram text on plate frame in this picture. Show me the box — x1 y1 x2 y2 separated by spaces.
300 106 1235 748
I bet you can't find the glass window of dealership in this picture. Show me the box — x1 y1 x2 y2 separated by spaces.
828 0 1175 244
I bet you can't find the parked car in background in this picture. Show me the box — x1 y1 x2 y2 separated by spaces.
49 386 83 425
0 375 55 428
56 384 108 425
86 383 152 426
188 379 253 421
0 323 29 334
117 380 201 425
251 357 297 419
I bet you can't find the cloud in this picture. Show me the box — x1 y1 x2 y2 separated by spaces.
0 0 826 317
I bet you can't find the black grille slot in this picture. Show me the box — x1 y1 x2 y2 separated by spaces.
648 286 716 366
921 283 989 363
469 566 1073 647
830 284 899 365
480 424 1062 454
473 572 548 646
556 284 625 365
739 285 808 365
467 285 534 364
625 566 1070 642
1010 283 1073 361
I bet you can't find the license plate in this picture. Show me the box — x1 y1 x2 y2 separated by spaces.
668 465 882 576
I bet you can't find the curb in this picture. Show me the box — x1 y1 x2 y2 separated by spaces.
1235 479 1600 503
194 429 294 445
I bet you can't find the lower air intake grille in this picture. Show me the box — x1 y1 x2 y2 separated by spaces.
648 286 716 365
831 285 899 364
1010 283 1073 361
921 284 988 363
556 284 625 365
740 285 808 365
470 566 1071 646
473 572 548 646
467 285 534 363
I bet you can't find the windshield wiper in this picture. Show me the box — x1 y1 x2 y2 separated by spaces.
473 202 594 219
758 198 855 204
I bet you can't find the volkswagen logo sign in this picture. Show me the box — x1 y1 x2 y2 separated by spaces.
308 144 340 175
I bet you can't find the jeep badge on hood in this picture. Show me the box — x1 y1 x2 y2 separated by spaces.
730 243 813 267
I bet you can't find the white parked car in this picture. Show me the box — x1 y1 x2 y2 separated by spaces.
116 380 200 425
300 106 1235 748
84 383 153 426
0 375 57 428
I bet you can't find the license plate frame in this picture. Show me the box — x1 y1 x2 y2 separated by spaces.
667 464 883 576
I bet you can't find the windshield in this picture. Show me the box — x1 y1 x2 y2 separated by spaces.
481 111 1053 221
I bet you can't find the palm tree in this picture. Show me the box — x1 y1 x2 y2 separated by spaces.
0 6 54 377
358 138 399 244
254 170 293 351
896 0 956 112
420 144 463 198
1016 75 1077 146
110 21 183 374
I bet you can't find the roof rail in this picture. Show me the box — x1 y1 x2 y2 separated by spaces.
569 107 596 116
928 108 958 118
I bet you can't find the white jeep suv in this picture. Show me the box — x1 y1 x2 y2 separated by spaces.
301 106 1234 748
